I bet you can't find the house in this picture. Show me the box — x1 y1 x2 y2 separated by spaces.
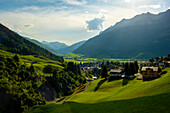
109 69 124 80
141 67 159 80
110 69 123 75
92 76 97 80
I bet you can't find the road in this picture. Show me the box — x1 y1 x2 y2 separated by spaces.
58 82 90 104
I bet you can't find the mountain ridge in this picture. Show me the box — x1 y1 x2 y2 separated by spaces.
58 40 86 54
74 9 170 59
42 41 68 50
0 23 63 61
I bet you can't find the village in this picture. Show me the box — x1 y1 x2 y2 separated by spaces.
79 54 170 81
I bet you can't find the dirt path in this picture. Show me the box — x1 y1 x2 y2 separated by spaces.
58 96 71 104
58 82 90 104
84 82 90 91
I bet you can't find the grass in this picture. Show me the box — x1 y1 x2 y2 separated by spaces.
68 68 170 103
27 68 170 113
0 50 64 76
27 93 170 113
63 52 147 63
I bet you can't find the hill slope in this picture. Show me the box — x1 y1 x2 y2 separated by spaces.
68 68 170 103
42 41 68 50
74 9 170 59
58 40 86 54
25 37 59 55
0 23 63 61
27 68 170 113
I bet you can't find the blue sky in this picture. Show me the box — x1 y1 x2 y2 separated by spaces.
0 0 170 45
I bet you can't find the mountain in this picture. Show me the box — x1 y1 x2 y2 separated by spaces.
0 23 63 61
74 9 170 59
42 41 68 50
24 37 59 55
58 40 86 54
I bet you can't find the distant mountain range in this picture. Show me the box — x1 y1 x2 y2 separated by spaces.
58 40 86 54
42 41 68 51
74 9 170 59
0 23 63 61
24 38 59 55
42 40 86 54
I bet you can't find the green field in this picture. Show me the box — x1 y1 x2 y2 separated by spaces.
64 53 146 63
27 68 170 113
69 68 170 103
0 50 64 76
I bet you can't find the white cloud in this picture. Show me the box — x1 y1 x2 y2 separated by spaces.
0 0 166 44
125 0 131 3
138 5 161 9
63 0 87 5
168 6 170 9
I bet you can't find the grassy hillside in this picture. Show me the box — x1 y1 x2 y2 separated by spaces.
0 49 63 76
27 93 170 113
0 23 63 61
27 68 170 113
24 37 59 55
69 68 170 103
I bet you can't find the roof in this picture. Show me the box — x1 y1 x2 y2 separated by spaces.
141 67 158 72
110 69 123 73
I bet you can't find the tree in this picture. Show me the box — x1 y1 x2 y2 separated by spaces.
30 64 35 73
77 65 81 75
125 62 137 75
101 65 108 79
134 61 139 73
106 61 110 66
149 58 154 66
101 62 104 69
13 55 20 62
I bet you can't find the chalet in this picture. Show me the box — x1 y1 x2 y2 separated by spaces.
141 67 158 80
110 69 123 75
109 69 124 80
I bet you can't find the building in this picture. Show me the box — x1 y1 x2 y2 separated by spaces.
109 69 124 80
110 69 123 75
141 67 159 80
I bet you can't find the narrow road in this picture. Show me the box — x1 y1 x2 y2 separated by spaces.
58 96 71 104
84 82 90 91
58 82 90 104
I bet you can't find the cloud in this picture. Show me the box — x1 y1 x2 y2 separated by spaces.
168 6 170 9
138 5 161 9
86 17 105 32
63 0 87 5
24 23 34 28
124 0 131 3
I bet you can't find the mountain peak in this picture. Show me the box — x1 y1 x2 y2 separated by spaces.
74 10 170 59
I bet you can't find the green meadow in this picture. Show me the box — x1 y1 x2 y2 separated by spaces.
64 53 146 63
27 68 170 113
0 50 64 76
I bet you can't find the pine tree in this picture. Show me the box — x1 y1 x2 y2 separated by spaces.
102 65 108 79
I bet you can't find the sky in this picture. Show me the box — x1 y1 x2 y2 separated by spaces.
0 0 170 45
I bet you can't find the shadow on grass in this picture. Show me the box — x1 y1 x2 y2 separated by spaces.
27 93 170 113
94 79 106 92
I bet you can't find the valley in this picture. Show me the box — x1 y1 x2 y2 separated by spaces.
0 7 170 113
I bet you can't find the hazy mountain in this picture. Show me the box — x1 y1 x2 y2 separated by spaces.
74 9 170 59
42 41 68 50
25 38 59 55
41 41 49 45
0 23 63 61
58 40 86 54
